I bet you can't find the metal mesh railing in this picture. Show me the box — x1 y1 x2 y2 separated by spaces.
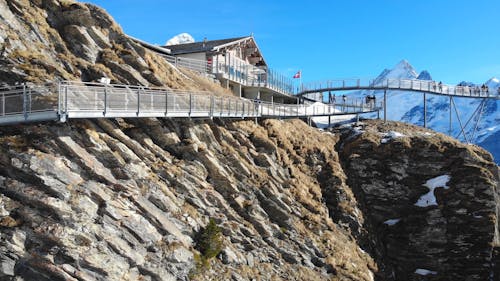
300 78 500 99
59 81 260 118
0 81 382 125
161 54 295 96
0 84 58 116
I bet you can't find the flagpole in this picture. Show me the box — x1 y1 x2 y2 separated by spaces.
300 71 302 93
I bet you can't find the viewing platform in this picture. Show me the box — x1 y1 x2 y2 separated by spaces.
0 81 380 126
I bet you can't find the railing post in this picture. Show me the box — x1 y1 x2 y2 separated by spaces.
189 93 192 117
28 87 32 114
64 84 68 116
22 83 27 119
137 87 141 116
57 83 61 116
210 95 214 118
103 85 107 116
164 91 169 116
1 92 4 116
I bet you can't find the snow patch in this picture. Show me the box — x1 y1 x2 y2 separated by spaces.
415 269 437 276
383 219 400 226
414 175 451 207
420 132 434 137
381 131 405 143
165 33 195 46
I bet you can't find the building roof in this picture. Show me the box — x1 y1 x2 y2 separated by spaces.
127 35 171 55
165 36 251 55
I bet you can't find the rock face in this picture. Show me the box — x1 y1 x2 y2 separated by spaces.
335 121 500 280
0 1 499 281
0 118 377 281
0 118 498 281
0 0 224 93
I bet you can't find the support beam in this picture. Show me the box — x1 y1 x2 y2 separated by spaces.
451 97 470 143
471 99 487 142
383 89 387 123
449 96 452 135
423 92 427 128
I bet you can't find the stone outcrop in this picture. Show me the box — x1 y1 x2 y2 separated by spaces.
0 118 378 281
335 121 500 280
0 0 227 94
0 118 498 281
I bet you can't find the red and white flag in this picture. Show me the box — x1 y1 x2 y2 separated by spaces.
293 70 301 79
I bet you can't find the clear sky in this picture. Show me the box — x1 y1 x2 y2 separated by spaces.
86 0 500 84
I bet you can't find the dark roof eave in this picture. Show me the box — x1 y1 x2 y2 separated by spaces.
127 35 171 55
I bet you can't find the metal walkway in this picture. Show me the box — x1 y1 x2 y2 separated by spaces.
298 78 499 143
0 81 379 125
299 78 500 99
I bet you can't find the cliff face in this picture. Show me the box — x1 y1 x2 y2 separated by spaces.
0 118 498 281
0 118 377 281
0 1 499 281
335 121 500 280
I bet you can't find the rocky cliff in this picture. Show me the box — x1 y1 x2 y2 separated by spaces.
0 1 499 281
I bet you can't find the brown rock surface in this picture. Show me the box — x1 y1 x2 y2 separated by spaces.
334 121 500 280
0 1 498 281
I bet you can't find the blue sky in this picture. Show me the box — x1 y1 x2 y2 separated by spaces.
86 0 500 84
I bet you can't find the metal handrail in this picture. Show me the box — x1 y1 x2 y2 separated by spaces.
0 81 382 125
299 78 500 99
160 54 296 96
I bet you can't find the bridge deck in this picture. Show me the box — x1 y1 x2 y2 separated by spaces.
299 78 500 99
0 81 379 125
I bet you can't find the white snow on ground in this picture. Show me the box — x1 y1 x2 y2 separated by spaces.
313 115 356 128
419 132 434 137
381 131 406 143
383 219 400 226
165 33 195 46
415 269 437 275
414 175 451 207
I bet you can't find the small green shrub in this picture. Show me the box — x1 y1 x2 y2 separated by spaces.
195 218 223 260
190 218 223 279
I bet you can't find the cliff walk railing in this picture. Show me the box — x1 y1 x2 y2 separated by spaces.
162 55 295 97
299 78 500 99
0 81 380 125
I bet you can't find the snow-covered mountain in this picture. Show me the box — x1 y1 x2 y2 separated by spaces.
350 60 500 164
165 33 195 46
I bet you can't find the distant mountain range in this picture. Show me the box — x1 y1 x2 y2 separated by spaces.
349 60 499 164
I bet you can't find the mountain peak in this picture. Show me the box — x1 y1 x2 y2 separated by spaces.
485 77 499 88
396 59 411 67
165 33 195 46
417 70 432 81
374 59 418 82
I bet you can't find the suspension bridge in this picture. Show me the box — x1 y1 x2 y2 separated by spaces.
297 78 499 143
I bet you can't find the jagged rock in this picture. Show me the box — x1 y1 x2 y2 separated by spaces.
0 254 15 277
0 1 498 281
